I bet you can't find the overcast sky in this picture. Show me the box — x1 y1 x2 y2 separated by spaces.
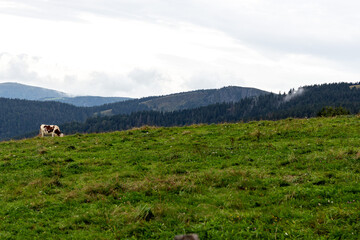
0 0 359 98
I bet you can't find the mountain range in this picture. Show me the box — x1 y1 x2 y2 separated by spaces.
0 83 269 140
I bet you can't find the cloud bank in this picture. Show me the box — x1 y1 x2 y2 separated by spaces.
0 0 359 97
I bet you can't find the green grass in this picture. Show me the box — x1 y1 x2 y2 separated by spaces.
0 116 359 239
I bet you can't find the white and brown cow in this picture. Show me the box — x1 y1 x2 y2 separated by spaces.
40 124 64 137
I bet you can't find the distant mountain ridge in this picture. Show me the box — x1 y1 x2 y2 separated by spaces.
0 82 268 109
0 82 131 107
139 86 268 111
91 86 269 115
0 82 69 100
42 96 132 107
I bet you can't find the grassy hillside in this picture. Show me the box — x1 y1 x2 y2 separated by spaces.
0 116 359 239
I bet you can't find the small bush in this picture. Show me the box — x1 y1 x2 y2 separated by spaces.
317 106 350 117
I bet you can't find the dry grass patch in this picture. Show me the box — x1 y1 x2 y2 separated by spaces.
27 178 44 187
282 175 297 184
182 130 192 135
65 190 81 202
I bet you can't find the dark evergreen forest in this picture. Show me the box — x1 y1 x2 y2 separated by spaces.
60 83 360 135
0 99 91 140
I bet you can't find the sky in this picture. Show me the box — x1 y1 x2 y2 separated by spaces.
0 0 359 98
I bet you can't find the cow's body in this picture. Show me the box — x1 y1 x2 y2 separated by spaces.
40 124 64 137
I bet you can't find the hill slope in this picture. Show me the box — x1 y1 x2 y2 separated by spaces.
138 86 268 112
0 117 359 239
89 86 269 115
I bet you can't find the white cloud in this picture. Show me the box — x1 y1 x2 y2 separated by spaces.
284 87 305 102
0 0 360 97
0 53 39 82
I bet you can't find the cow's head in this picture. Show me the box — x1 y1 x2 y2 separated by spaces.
54 128 64 137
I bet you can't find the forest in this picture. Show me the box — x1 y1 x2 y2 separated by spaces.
60 82 360 135
0 86 264 140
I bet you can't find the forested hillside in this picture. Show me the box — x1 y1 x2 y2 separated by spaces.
134 86 268 112
0 86 268 140
90 86 268 115
0 98 91 140
60 83 360 135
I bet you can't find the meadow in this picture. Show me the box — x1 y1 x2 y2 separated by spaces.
0 116 359 239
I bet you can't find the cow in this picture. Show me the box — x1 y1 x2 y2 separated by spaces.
40 124 64 137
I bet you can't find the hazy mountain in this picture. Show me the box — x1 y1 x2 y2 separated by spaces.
0 82 131 107
0 82 68 100
42 96 131 107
